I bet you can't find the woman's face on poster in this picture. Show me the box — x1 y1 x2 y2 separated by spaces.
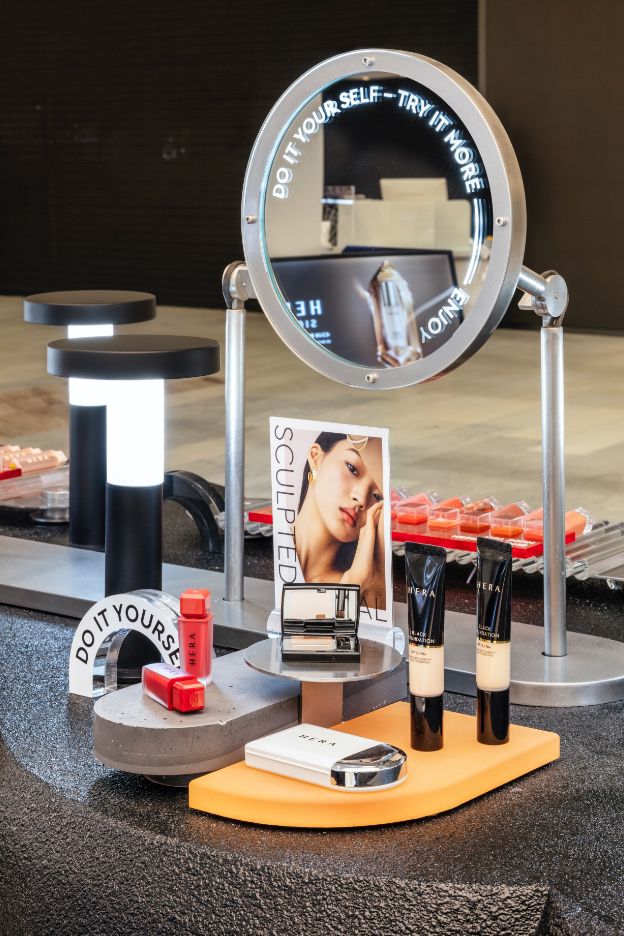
308 438 383 544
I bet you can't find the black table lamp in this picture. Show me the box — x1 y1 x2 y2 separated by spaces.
24 290 156 549
47 334 220 596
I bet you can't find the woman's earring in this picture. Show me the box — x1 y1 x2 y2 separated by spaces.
307 468 317 483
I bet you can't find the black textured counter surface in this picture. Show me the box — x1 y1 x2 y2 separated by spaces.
0 512 623 935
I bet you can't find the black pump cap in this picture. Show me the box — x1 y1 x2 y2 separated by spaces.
410 694 443 751
477 688 510 744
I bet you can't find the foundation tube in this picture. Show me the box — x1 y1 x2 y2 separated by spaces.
476 537 512 744
405 542 446 751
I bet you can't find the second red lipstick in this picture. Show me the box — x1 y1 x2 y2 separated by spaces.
178 589 213 684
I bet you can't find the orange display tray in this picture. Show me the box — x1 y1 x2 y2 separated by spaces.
189 702 560 829
247 507 575 559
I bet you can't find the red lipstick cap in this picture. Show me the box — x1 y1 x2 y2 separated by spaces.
180 588 211 617
172 679 205 712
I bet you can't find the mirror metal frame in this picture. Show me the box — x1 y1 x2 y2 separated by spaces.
242 48 526 390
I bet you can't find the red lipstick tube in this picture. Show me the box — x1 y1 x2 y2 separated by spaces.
142 662 205 713
178 589 213 685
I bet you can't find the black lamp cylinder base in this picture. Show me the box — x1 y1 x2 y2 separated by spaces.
105 482 163 680
69 404 106 549
105 482 163 595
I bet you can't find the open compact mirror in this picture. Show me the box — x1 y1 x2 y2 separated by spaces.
242 48 526 390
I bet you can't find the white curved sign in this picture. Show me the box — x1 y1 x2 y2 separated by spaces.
69 593 179 697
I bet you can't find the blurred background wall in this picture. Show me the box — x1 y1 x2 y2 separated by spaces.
483 0 623 331
0 0 477 307
0 0 621 330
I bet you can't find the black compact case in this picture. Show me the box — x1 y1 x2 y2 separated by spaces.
280 583 361 663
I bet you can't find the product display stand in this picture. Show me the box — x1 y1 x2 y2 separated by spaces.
443 267 624 704
189 701 560 828
221 262 624 706
24 290 156 549
518 267 568 657
1 259 621 706
244 637 404 727
93 643 408 784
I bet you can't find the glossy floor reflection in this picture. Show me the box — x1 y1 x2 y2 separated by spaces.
1 294 622 519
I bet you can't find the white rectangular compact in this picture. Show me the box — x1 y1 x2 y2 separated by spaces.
245 723 407 792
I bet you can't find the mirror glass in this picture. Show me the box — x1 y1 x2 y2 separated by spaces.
263 73 494 370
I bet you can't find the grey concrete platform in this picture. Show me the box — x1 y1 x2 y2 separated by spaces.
94 649 300 777
94 646 409 779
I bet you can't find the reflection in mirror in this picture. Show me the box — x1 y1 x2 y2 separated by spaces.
263 74 494 370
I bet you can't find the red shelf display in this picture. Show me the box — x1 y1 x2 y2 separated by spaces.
247 507 576 559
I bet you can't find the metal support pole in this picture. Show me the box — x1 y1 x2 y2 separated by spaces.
443 263 624 704
223 262 254 603
517 266 569 656
541 323 567 656
224 304 246 602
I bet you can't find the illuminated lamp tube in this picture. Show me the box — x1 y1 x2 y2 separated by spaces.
105 379 165 596
67 323 114 548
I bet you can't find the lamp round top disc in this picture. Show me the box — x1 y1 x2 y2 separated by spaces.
47 335 220 380
25 290 156 326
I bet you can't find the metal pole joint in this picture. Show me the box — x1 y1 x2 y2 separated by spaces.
222 262 254 310
517 266 568 327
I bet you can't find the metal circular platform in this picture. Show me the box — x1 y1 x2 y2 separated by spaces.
245 637 404 727
244 636 403 683
444 610 624 706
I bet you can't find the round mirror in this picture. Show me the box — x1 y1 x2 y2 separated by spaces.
242 49 526 390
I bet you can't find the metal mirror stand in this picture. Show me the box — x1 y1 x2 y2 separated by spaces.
516 267 568 658
223 261 254 603
221 260 624 706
